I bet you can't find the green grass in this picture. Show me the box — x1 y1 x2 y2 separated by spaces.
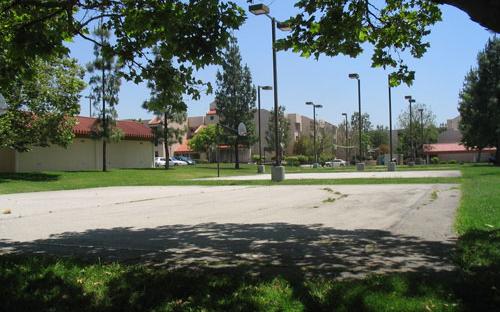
0 163 464 195
1 164 499 311
455 165 500 234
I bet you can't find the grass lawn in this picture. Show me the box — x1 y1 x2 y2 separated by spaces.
0 165 499 311
0 163 463 195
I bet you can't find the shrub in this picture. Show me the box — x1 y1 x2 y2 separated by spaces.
431 157 439 164
296 155 308 164
440 160 448 164
252 155 260 162
449 159 457 164
284 156 300 166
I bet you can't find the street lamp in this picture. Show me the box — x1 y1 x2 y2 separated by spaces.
250 3 290 181
306 102 323 166
257 85 272 173
404 95 416 163
85 94 93 117
387 75 394 165
418 108 424 160
348 73 362 163
342 113 349 163
342 113 350 164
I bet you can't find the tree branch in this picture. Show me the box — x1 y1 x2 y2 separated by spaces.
431 0 500 33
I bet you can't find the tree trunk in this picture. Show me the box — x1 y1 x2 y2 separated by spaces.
234 139 240 169
495 145 500 166
164 112 169 170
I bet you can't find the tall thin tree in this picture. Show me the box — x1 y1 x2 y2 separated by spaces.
87 21 122 172
215 38 256 169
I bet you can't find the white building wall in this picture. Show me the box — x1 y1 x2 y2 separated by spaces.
15 138 153 172
17 138 97 172
108 140 154 169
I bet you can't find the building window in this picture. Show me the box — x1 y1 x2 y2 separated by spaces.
209 116 214 121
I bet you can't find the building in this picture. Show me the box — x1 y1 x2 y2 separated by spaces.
149 101 251 162
423 116 496 162
0 116 154 172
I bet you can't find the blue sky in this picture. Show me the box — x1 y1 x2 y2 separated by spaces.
70 1 493 128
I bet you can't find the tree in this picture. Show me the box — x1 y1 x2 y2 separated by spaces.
274 0 500 86
143 51 187 169
293 135 313 156
215 38 256 169
369 125 389 149
0 57 85 152
188 125 221 162
0 1 245 146
266 106 290 156
317 125 336 161
87 23 123 172
459 37 500 165
397 103 439 159
351 113 372 160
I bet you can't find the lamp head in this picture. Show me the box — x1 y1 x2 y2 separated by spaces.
260 86 272 90
305 101 314 106
249 3 270 15
342 113 347 117
277 21 292 31
404 95 412 100
315 104 323 108
348 73 359 80
418 108 424 113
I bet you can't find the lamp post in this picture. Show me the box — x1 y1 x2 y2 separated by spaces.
85 95 93 117
349 73 363 169
404 95 416 164
388 75 393 163
419 108 424 160
249 3 290 182
306 102 323 166
342 113 349 163
257 85 272 173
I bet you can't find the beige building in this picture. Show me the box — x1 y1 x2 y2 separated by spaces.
149 101 251 162
0 116 154 172
424 115 496 162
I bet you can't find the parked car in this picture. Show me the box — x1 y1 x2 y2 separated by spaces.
325 159 347 167
154 157 174 168
170 157 188 166
177 155 196 165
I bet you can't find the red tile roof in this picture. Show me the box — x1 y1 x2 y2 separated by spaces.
207 109 217 116
174 140 193 154
148 116 162 126
74 116 153 140
423 143 496 154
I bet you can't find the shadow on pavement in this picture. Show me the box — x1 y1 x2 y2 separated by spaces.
0 222 455 277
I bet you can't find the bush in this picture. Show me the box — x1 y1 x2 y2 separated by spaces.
431 157 439 164
296 155 308 164
251 155 260 163
284 156 300 166
448 159 457 164
440 160 448 164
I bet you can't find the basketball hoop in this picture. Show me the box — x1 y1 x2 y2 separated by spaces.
237 122 247 136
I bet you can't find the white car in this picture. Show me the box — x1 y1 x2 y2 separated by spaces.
325 159 347 167
154 157 174 168
170 157 188 166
